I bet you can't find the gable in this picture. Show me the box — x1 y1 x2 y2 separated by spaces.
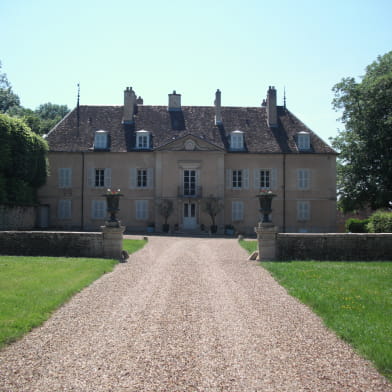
156 134 224 152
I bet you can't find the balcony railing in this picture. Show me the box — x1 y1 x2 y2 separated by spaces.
178 186 203 198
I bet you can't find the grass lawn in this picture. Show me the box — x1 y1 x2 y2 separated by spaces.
0 238 147 349
239 240 392 381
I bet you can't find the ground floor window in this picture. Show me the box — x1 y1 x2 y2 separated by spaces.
297 200 310 221
92 200 106 219
58 199 72 219
232 200 244 221
136 200 148 220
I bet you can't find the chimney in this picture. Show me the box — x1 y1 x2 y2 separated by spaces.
136 96 143 105
168 90 181 111
214 89 222 125
123 87 136 124
266 86 277 127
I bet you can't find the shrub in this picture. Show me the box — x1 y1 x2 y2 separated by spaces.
367 210 392 233
345 218 369 233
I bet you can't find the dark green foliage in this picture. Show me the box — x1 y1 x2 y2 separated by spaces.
0 61 20 113
367 210 392 233
0 114 48 205
345 218 369 233
331 51 392 212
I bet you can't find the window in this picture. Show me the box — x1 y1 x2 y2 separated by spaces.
232 170 242 189
58 168 72 188
92 200 106 219
297 201 310 221
136 200 148 220
136 130 150 149
130 168 154 189
297 169 310 190
58 199 71 219
232 201 244 221
230 131 244 150
88 168 111 188
183 169 196 196
297 132 310 151
94 130 109 149
254 168 277 190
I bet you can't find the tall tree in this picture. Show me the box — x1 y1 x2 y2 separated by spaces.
331 51 392 212
0 61 20 113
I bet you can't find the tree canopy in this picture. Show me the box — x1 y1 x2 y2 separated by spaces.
0 61 70 135
0 114 48 205
331 51 392 212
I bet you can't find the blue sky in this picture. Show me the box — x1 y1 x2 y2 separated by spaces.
1 0 391 144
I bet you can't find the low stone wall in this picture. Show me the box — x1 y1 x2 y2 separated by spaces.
0 205 36 230
0 231 103 258
277 233 392 261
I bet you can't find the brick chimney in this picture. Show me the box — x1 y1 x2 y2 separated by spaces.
168 90 181 111
214 89 222 125
123 87 137 124
266 86 277 127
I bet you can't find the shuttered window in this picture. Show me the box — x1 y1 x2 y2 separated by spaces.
297 169 310 190
136 200 148 220
92 200 106 219
232 201 244 221
58 199 72 219
58 168 72 188
297 201 310 221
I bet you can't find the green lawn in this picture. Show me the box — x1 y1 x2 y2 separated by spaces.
239 239 392 381
0 238 147 349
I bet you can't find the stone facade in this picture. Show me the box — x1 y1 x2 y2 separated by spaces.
38 86 337 235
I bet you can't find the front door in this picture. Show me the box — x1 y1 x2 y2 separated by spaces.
183 202 197 229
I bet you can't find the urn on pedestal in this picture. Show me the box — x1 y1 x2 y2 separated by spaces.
102 189 123 227
256 190 277 223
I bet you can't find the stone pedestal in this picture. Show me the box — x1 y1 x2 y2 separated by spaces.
101 224 125 259
254 222 278 261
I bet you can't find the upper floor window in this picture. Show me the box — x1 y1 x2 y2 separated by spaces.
297 169 310 190
254 168 277 190
230 130 244 150
88 168 111 188
226 169 249 190
136 130 150 149
297 132 310 151
58 168 72 188
130 168 154 189
94 130 109 150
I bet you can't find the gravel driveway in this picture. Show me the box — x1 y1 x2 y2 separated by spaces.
0 237 390 391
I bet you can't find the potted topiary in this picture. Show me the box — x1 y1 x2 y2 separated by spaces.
202 195 223 234
157 199 174 233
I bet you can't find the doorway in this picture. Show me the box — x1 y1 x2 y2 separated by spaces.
183 202 197 229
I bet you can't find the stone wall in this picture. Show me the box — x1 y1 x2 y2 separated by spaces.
0 231 103 258
277 233 392 261
0 206 36 230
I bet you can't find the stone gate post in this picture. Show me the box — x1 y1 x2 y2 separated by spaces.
254 222 278 261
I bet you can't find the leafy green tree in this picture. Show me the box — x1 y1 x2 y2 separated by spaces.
0 61 20 113
331 51 392 212
0 113 48 205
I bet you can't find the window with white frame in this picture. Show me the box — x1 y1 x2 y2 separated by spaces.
136 130 150 149
130 168 154 189
88 168 111 188
254 168 277 190
58 168 72 188
297 169 310 190
135 200 148 220
226 169 249 190
297 201 310 221
230 130 244 150
232 201 244 221
91 200 106 219
94 130 109 149
232 170 242 189
58 199 72 219
297 132 310 151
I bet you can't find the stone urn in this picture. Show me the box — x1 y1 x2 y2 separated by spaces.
256 191 276 223
102 190 123 224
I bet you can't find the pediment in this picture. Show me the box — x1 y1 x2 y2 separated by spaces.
156 134 224 152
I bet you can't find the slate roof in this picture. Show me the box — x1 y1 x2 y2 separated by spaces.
46 104 336 154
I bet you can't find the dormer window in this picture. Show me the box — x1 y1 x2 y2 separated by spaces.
297 132 310 151
94 130 109 150
136 130 150 149
230 130 244 150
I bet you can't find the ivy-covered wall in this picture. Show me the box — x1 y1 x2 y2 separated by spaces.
0 114 48 206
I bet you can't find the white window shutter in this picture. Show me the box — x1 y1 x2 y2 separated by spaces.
147 168 154 189
87 168 94 187
254 169 260 189
130 168 137 189
243 168 249 189
226 169 232 189
104 168 112 188
308 169 312 190
271 168 277 190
